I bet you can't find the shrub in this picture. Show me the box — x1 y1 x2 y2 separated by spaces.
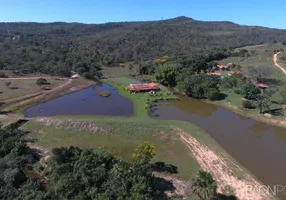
242 100 255 109
241 83 261 100
234 89 241 94
36 78 48 87
0 72 8 78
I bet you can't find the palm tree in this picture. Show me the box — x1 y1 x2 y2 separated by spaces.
191 170 217 200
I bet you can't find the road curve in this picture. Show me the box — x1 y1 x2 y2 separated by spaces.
273 52 286 75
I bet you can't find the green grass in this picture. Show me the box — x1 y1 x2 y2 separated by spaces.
24 117 200 180
105 77 178 118
0 79 65 100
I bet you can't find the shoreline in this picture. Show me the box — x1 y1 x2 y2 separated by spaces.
205 99 286 129
171 87 286 130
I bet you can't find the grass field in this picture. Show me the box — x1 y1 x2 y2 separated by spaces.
24 117 201 181
0 79 65 101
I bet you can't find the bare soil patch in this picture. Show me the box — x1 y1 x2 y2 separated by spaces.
36 117 113 134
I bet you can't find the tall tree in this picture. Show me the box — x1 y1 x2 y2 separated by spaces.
191 170 217 200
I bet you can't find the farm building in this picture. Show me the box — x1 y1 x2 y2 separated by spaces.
256 83 268 89
127 83 159 92
228 71 243 76
71 74 79 79
216 65 230 71
207 72 224 78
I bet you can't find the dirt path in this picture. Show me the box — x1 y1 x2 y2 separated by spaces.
0 78 73 119
0 76 55 80
8 79 72 108
172 126 272 200
273 52 286 75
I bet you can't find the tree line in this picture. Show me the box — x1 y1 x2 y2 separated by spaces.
0 125 229 200
1 17 286 77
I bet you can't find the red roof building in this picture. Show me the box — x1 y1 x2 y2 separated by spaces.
207 72 223 77
256 83 268 89
217 65 230 70
228 71 243 76
127 83 159 92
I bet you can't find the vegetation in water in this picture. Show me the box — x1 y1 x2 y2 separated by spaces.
97 90 111 97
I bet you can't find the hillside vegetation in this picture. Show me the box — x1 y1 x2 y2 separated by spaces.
1 16 286 77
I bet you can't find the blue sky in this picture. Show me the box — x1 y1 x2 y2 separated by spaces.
1 0 286 29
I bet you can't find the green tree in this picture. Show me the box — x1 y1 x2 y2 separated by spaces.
220 74 246 89
154 62 182 87
191 170 217 200
278 88 286 105
132 142 156 164
177 74 220 100
255 91 272 114
241 83 261 100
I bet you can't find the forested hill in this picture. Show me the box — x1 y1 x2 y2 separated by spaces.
1 16 286 76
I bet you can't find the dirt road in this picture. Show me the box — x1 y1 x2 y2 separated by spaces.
172 126 272 200
0 76 54 80
273 52 286 75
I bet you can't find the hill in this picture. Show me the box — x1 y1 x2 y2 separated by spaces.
1 16 286 75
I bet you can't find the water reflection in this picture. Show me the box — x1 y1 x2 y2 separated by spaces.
248 122 268 138
172 94 217 117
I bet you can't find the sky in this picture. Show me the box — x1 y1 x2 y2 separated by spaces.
1 0 286 29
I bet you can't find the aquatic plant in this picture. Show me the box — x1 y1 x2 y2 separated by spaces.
97 90 111 97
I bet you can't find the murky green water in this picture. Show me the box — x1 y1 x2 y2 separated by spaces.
152 94 286 199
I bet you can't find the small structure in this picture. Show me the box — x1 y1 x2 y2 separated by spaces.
207 72 224 78
216 64 230 71
127 82 159 92
71 74 79 79
256 83 268 89
228 71 243 76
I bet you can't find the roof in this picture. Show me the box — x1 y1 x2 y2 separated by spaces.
256 83 268 88
217 65 230 69
228 71 243 75
128 83 159 91
207 72 223 76
71 74 79 78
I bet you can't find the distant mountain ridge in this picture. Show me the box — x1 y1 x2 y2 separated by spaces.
0 16 286 73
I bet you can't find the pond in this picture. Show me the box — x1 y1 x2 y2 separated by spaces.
24 83 133 117
151 93 286 199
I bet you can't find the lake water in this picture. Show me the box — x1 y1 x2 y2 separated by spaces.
151 93 286 199
24 83 133 117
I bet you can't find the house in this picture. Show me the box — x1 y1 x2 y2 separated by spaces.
207 72 224 78
228 71 243 76
216 65 230 71
127 82 159 92
256 83 268 89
